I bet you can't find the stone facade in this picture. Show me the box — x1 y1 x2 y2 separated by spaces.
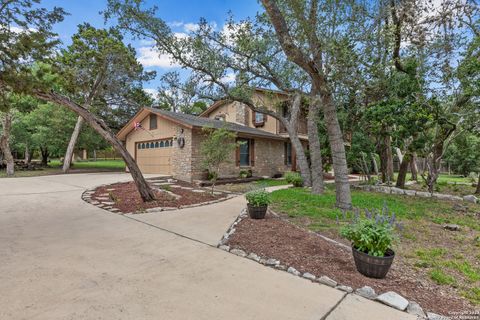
171 127 194 182
188 128 290 181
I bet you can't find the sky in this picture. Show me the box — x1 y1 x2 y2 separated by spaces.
40 0 261 95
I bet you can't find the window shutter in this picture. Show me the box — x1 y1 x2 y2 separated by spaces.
250 139 255 167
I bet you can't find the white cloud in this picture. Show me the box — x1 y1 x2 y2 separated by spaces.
137 46 179 69
221 72 236 83
173 32 188 39
168 21 184 27
184 23 199 32
9 26 37 34
143 88 158 98
139 39 155 46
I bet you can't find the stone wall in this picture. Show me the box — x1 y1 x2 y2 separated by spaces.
171 128 193 182
190 129 290 180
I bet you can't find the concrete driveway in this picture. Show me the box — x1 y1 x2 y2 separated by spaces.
0 173 414 320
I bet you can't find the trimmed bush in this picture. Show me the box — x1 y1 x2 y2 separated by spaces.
284 171 303 187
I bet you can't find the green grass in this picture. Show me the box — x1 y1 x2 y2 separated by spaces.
271 185 448 221
394 173 474 184
429 268 457 285
270 185 480 305
0 159 126 178
256 178 290 187
49 159 125 170
462 287 480 305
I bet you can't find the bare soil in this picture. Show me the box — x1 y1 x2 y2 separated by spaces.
227 213 472 316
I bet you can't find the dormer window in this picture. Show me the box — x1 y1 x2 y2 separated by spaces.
253 111 265 127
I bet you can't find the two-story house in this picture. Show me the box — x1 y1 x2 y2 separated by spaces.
116 88 308 182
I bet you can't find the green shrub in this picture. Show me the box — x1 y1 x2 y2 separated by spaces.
239 169 252 178
341 217 395 257
245 189 271 207
284 171 303 187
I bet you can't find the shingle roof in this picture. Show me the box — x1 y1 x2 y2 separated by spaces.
146 107 283 140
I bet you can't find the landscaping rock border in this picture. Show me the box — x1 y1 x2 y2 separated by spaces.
218 209 450 320
354 185 478 204
81 179 236 214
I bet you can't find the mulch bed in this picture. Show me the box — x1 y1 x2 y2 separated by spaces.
91 180 227 213
227 213 471 316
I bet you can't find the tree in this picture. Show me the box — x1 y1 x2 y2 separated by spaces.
0 111 14 174
59 23 154 173
105 0 326 196
259 0 361 208
0 0 65 175
0 1 156 202
157 71 209 115
200 126 239 193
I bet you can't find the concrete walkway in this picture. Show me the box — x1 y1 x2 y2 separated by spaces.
0 173 415 320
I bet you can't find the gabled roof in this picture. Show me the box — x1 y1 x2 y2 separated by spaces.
199 87 289 117
116 107 285 141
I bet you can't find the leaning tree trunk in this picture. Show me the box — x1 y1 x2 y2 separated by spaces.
63 116 84 173
33 90 156 202
396 151 411 189
0 112 14 176
307 99 324 194
321 95 351 209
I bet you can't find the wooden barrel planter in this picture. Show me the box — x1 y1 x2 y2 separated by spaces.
352 247 395 279
247 204 268 219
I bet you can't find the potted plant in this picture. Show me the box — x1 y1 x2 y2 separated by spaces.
245 189 271 219
341 215 396 279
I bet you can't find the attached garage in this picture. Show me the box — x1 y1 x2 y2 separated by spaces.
135 138 173 174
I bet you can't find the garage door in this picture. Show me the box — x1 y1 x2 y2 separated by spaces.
136 139 173 174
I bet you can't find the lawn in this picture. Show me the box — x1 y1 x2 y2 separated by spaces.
394 172 475 184
49 159 126 170
0 159 126 178
269 185 480 306
214 178 289 193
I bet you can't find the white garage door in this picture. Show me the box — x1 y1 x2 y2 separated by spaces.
136 139 173 174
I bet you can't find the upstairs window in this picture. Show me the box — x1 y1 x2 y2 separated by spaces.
150 114 157 130
253 111 265 127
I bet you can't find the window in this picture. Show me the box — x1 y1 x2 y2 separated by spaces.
165 140 170 147
284 142 292 166
155 142 159 148
150 142 155 148
137 143 141 149
160 141 165 147
253 112 265 127
239 139 250 166
149 114 157 130
236 138 255 167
